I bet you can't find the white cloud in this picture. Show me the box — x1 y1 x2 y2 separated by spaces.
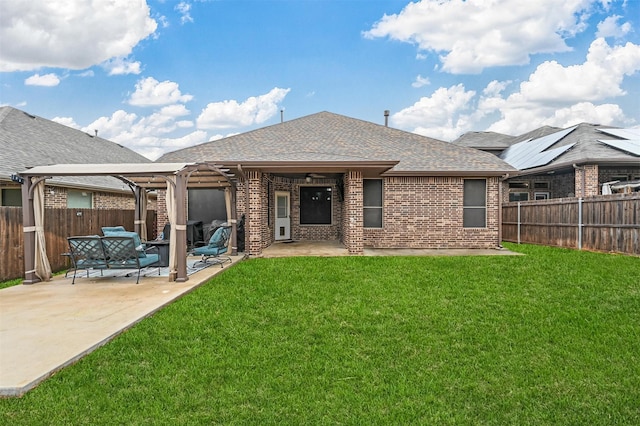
0 0 157 72
391 84 477 140
480 38 640 133
76 70 95 78
81 108 205 160
103 57 142 76
176 2 194 24
596 15 632 38
392 37 640 137
364 0 598 74
197 87 291 129
51 116 80 129
128 77 193 106
517 38 640 103
412 75 431 88
24 73 61 87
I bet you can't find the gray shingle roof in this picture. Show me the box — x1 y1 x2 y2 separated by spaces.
158 111 515 174
451 131 516 150
0 106 151 191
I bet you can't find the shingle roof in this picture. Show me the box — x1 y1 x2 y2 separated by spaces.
158 111 514 174
0 106 151 191
451 131 516 150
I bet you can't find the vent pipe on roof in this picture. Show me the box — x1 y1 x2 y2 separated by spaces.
384 110 389 127
94 129 98 137
280 109 284 123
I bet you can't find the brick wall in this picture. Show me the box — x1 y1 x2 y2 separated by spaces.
364 176 500 249
343 171 363 254
575 164 599 197
153 172 503 254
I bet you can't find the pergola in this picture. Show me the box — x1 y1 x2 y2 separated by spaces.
18 162 238 284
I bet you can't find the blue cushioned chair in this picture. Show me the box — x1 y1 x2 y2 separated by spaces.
192 225 232 268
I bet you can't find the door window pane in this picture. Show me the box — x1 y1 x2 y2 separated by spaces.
277 195 288 218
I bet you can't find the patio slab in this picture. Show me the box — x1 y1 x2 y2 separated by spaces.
0 255 243 397
261 240 521 258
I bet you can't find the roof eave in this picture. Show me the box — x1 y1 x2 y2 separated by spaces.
383 169 515 177
511 157 640 177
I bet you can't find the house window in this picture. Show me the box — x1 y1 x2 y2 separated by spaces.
534 192 550 200
509 181 529 189
1 188 22 206
534 181 550 190
67 190 93 208
463 179 486 228
509 192 529 202
300 186 332 225
363 179 383 228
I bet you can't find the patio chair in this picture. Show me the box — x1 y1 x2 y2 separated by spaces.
192 225 232 268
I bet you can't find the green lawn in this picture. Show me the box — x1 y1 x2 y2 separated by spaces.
1 243 639 424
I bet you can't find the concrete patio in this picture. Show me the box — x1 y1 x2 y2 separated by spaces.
0 254 244 397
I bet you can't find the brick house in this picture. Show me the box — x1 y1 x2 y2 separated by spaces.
453 123 640 201
158 112 515 256
0 106 154 210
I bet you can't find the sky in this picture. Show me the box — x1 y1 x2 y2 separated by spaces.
1 0 639 160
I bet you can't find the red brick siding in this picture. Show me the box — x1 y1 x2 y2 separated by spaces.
364 176 500 249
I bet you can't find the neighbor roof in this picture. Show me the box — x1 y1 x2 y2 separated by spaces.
158 111 515 175
0 106 151 192
451 131 516 150
501 123 640 173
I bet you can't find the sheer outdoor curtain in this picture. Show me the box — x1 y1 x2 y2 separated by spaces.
166 177 177 277
139 190 148 241
33 180 52 281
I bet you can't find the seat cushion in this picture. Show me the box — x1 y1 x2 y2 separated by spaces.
102 231 146 258
102 226 126 234
193 246 227 256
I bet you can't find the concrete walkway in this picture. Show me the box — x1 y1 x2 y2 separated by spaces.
0 255 243 397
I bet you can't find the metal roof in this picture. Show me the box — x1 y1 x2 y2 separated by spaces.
19 163 237 189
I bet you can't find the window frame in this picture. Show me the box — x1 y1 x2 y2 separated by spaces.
1 188 22 206
463 179 487 228
299 186 333 225
67 189 93 209
363 178 383 228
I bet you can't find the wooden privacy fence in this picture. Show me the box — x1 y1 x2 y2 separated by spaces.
0 207 157 281
502 193 640 255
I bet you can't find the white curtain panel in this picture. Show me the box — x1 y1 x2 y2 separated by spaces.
166 177 177 277
139 190 148 241
33 180 52 281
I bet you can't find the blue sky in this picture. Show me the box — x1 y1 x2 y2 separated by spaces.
1 0 639 160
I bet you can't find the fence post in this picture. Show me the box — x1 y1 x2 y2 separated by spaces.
578 197 583 250
517 202 521 245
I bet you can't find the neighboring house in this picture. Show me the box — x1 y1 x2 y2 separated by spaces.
157 111 516 256
453 123 640 201
0 106 153 209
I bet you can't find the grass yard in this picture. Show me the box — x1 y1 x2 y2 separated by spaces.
1 243 639 424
